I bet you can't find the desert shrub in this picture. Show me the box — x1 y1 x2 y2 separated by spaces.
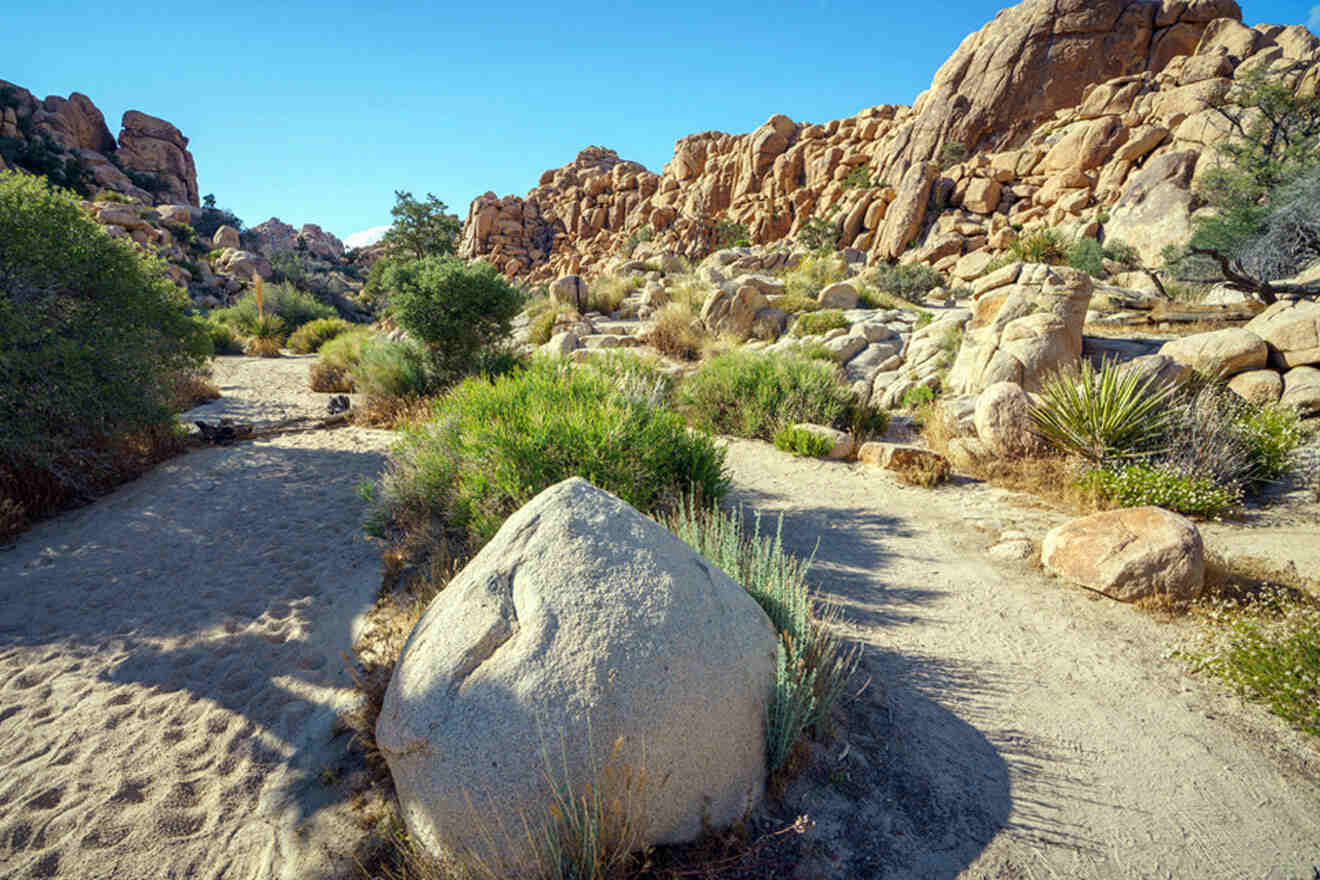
1065 237 1107 276
211 281 335 334
385 256 524 378
353 336 448 400
798 216 840 252
784 252 848 300
1185 585 1320 736
663 502 858 771
93 189 134 204
678 350 854 440
787 340 837 363
587 350 677 406
713 219 750 249
901 385 936 409
772 426 835 457
205 318 245 355
774 294 821 314
789 309 849 337
869 262 944 301
1010 228 1066 264
243 313 286 357
939 142 968 171
892 451 953 487
1238 403 1303 483
645 302 707 361
1029 359 1181 463
0 171 208 523
288 317 354 354
310 328 372 392
585 275 639 314
192 206 243 241
1079 463 1241 518
664 276 712 315
376 359 729 551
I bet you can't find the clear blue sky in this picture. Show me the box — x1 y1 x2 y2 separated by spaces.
3 1 1309 245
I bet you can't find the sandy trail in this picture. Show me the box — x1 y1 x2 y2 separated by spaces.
0 357 391 880
720 440 1320 879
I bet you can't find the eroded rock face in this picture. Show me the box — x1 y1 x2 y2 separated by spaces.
376 478 777 875
116 110 199 206
1158 327 1268 378
247 218 345 261
1042 506 1205 601
974 381 1041 457
1244 300 1320 369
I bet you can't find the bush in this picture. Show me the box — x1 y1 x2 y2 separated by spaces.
205 318 245 355
645 302 707 361
869 262 944 301
678 350 854 440
310 328 372 392
587 350 677 406
1239 404 1303 483
0 171 209 519
585 275 639 314
288 317 355 354
773 294 822 314
784 252 848 300
1079 463 1241 518
243 314 286 357
663 502 858 771
1010 228 1066 264
772 426 835 457
798 216 840 252
713 219 750 249
385 256 524 378
353 336 448 400
789 309 849 337
211 281 335 334
1065 237 1107 276
377 359 729 551
902 385 935 409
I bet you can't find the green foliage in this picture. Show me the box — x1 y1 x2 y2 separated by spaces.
1010 228 1066 264
789 309 849 337
677 350 854 440
377 359 730 551
1079 463 1241 518
163 221 196 245
798 216 839 252
0 171 209 470
382 190 461 260
1185 586 1320 736
210 281 336 334
288 316 355 354
1066 236 1139 277
839 163 878 190
310 328 372 392
585 275 639 314
772 426 836 457
901 385 935 409
869 262 945 301
385 256 525 377
204 318 245 355
1029 359 1180 463
938 142 968 171
0 133 92 194
93 189 134 204
1238 404 1302 483
586 350 677 405
713 218 750 249
354 336 448 400
621 224 653 253
774 294 822 314
193 206 244 240
663 502 858 771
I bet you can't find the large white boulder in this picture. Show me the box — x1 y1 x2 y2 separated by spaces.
376 478 777 874
1041 506 1205 602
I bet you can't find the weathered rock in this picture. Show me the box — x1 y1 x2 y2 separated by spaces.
541 330 581 357
1104 151 1197 266
875 162 938 260
1041 506 1205 602
973 381 1040 457
212 225 241 250
549 274 588 310
115 110 199 206
215 249 272 282
1158 327 1268 378
1243 299 1320 368
376 478 777 874
1280 365 1320 415
790 423 855 459
858 442 951 474
702 286 769 338
1227 369 1283 406
818 282 859 310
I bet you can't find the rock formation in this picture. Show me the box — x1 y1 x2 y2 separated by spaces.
247 217 346 261
458 0 1318 285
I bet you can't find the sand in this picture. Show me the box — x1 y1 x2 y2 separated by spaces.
0 356 392 879
2 354 1318 879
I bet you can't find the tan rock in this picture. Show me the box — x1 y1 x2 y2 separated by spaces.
818 282 859 310
858 442 951 475
951 250 997 281
962 178 1002 214
1280 366 1320 415
974 381 1040 457
115 110 199 206
1158 328 1268 378
875 162 937 260
1104 151 1197 266
212 225 241 250
790 423 855 460
1042 507 1205 602
1243 300 1320 368
702 286 769 338
549 274 587 310
1227 369 1283 406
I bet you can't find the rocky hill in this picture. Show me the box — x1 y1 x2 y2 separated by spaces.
458 0 1319 282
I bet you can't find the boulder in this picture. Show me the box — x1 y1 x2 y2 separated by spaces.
215 249 272 282
1243 299 1320 369
1280 365 1320 416
549 274 588 310
1158 327 1268 378
1104 151 1198 267
1227 369 1283 406
1041 506 1205 602
818 282 859 310
702 285 769 338
973 381 1040 457
790 423 855 460
376 478 777 874
541 330 580 357
212 225 241 250
115 110 199 206
858 442 951 474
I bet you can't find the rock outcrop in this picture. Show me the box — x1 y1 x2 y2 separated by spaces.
457 1 1317 286
1042 506 1206 601
247 217 346 261
376 478 777 875
115 111 199 206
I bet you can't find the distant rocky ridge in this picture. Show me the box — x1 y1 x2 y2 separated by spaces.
458 0 1319 282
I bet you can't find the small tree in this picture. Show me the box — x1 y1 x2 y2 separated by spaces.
1172 62 1320 303
386 256 524 377
382 190 462 261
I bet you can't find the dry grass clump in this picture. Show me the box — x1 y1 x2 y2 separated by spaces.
891 453 952 487
310 361 356 393
645 302 708 361
244 334 284 357
170 368 221 410
663 276 713 315
585 275 640 315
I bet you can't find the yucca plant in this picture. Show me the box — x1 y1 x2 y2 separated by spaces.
1029 359 1182 464
243 278 285 357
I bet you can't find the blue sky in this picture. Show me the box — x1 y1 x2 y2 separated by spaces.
2 1 1308 245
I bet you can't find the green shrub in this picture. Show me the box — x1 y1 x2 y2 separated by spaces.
378 359 730 551
211 281 336 334
1065 237 1107 276
1029 359 1181 463
1079 463 1241 518
663 502 858 770
869 262 944 301
790 309 849 337
585 275 639 314
773 426 836 457
798 216 840 252
645 302 707 361
205 318 245 355
385 256 524 377
353 336 448 400
587 350 677 405
243 314 286 357
713 219 750 249
784 252 848 300
93 189 134 204
1238 404 1303 483
310 327 372 392
902 385 935 409
0 171 208 510
939 142 968 171
774 294 822 314
1010 228 1066 264
677 350 854 440
288 317 355 354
